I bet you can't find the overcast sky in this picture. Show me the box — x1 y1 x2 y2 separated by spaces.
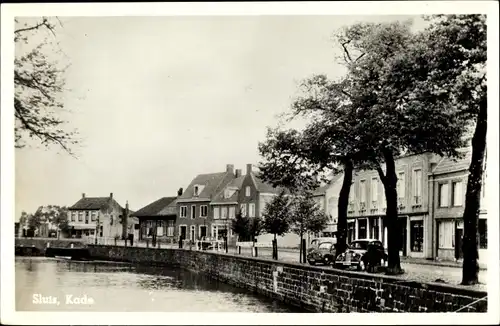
15 15 427 219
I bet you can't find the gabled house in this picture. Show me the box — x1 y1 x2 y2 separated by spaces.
132 195 178 242
176 164 236 242
67 193 133 240
210 169 245 245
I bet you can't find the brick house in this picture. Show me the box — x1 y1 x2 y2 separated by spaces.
176 164 236 242
210 168 245 245
68 193 134 240
431 148 487 264
132 196 178 242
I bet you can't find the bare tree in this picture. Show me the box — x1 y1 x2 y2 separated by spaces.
14 17 78 155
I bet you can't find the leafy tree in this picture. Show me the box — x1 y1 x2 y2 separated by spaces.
383 15 486 284
328 20 470 274
14 17 78 155
27 213 41 233
261 191 292 260
231 212 250 241
289 193 329 263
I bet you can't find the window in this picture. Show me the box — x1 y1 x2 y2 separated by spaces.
358 219 367 239
180 206 187 218
229 206 236 219
397 172 405 199
213 207 220 219
85 211 91 223
190 205 196 219
349 184 355 203
157 221 164 237
248 203 256 218
190 225 196 241
413 169 422 205
167 220 174 236
371 178 378 203
452 181 463 207
221 206 228 219
359 180 366 204
200 205 208 217
91 211 98 222
438 220 454 248
78 211 84 222
370 217 380 240
71 212 77 222
410 220 424 252
439 183 449 207
240 203 247 217
194 186 199 196
479 219 487 249
245 186 251 197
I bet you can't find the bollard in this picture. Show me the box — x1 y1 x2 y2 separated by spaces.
71 243 74 248
47 242 51 248
158 241 161 249
238 246 241 255
146 239 149 248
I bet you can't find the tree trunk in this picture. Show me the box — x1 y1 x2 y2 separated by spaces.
379 149 403 275
462 99 487 285
301 238 307 264
273 233 278 260
336 159 353 258
299 231 303 263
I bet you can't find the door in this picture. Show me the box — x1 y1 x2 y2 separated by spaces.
180 226 187 240
399 217 407 256
455 225 464 260
200 226 207 239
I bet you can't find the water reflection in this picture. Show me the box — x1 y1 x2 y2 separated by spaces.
16 257 304 312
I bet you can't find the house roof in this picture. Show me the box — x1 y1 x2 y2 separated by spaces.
178 171 230 201
69 197 121 210
211 175 245 204
433 148 472 175
132 197 177 217
253 174 284 194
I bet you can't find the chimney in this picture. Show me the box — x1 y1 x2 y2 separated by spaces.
235 169 242 178
110 192 113 199
177 187 183 196
226 164 234 174
126 200 129 211
82 193 86 198
246 164 252 175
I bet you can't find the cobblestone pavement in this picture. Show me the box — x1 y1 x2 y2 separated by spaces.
235 247 488 291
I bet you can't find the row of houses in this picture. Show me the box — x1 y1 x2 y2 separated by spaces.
66 148 488 263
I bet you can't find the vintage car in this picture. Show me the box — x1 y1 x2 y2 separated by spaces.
306 240 336 265
334 239 388 271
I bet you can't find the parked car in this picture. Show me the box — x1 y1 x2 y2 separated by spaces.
310 237 337 248
307 240 336 265
334 239 388 271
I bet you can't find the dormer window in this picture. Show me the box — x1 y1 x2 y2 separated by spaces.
194 186 199 196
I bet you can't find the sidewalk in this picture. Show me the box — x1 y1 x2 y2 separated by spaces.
401 256 487 270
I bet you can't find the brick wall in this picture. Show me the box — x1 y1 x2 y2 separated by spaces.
87 245 487 313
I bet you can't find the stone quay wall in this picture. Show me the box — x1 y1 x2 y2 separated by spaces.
87 245 487 313
15 237 86 255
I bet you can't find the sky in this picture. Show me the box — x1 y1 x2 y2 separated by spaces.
14 15 427 219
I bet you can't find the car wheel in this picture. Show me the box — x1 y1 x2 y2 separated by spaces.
308 260 316 266
323 255 332 265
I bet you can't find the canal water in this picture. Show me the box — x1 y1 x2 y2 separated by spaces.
15 257 304 312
